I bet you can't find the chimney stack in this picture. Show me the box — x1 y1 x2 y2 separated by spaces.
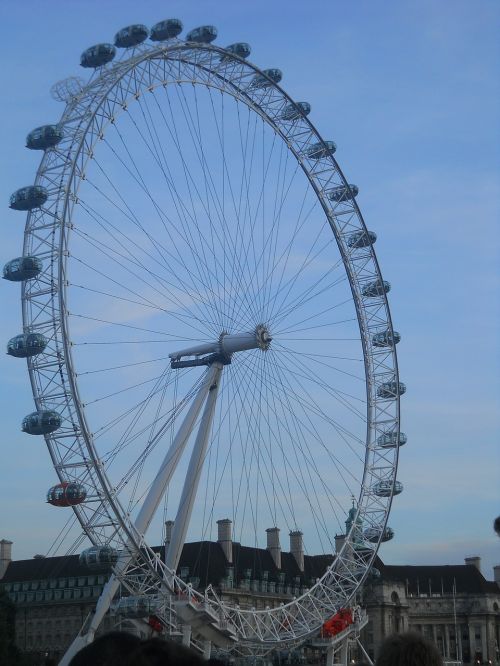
266 527 281 569
335 533 345 554
0 540 13 579
217 519 233 563
290 530 304 572
465 556 481 573
164 521 174 561
493 565 500 586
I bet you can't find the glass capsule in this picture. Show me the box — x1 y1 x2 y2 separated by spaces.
7 333 48 358
80 44 116 68
47 482 86 507
22 410 61 435
150 19 183 41
3 256 42 282
186 25 217 44
26 125 63 150
9 186 48 211
328 184 359 202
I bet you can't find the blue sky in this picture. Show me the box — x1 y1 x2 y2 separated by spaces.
0 0 498 579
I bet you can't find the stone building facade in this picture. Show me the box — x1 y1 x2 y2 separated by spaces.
360 557 500 664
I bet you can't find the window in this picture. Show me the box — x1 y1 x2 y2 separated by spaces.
423 625 433 639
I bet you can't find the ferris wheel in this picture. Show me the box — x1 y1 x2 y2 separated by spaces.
5 17 405 662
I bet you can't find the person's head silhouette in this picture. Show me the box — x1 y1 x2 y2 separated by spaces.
376 632 442 666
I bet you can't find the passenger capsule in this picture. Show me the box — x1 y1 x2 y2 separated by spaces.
376 431 407 448
281 102 311 121
9 186 48 211
26 125 63 151
347 230 377 249
369 567 381 580
22 410 61 435
3 256 43 282
79 545 119 569
80 44 116 68
364 526 394 543
361 279 391 298
372 329 401 348
114 24 149 48
223 42 251 59
115 595 158 618
327 184 359 202
150 19 183 41
252 68 283 88
307 141 337 159
47 482 86 507
377 381 406 399
372 480 404 497
186 25 217 44
50 77 84 103
7 333 48 358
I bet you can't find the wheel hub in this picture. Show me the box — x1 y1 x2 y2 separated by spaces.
169 324 272 369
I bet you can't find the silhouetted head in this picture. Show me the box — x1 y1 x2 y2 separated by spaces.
376 632 442 666
68 631 142 666
494 515 500 536
125 637 204 665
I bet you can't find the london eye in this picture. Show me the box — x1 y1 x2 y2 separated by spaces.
4 16 405 663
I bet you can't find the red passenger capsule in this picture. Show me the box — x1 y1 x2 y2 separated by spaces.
47 482 86 507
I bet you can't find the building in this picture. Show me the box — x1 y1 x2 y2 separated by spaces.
1 528 499 664
360 556 500 665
